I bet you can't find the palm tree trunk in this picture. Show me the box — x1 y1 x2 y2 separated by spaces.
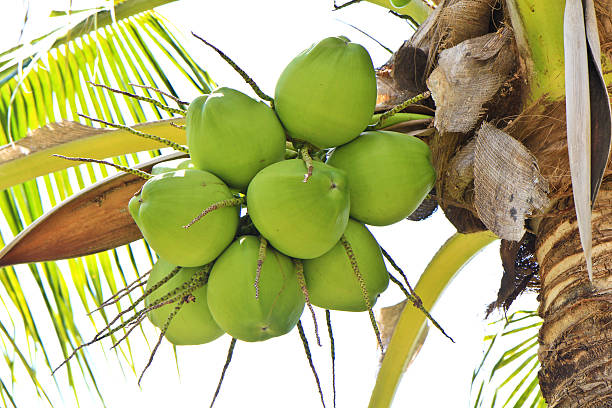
536 178 612 407
373 0 612 404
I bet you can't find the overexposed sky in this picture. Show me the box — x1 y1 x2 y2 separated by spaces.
0 1 539 407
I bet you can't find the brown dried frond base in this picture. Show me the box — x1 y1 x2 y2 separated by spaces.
486 232 540 316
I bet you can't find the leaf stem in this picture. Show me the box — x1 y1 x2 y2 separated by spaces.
78 113 189 153
87 82 186 115
52 155 152 179
191 32 274 107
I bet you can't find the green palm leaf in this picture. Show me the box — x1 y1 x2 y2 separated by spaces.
471 310 546 408
0 2 214 406
369 230 498 408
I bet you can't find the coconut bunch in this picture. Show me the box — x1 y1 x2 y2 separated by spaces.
128 36 436 346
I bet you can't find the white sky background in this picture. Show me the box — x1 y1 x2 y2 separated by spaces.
0 1 540 407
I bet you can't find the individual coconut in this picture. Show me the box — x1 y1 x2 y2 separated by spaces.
206 236 305 342
246 159 350 259
129 169 239 267
274 36 377 149
145 258 224 345
303 219 389 311
186 89 286 190
327 130 435 226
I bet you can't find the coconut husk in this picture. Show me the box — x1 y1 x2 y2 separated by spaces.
428 124 489 233
424 24 519 233
505 101 573 201
443 138 476 204
427 27 515 134
409 0 500 75
474 122 550 241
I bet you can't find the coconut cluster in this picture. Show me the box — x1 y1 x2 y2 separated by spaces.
128 36 436 345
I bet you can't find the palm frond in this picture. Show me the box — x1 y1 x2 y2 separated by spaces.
0 0 180 87
369 230 498 408
471 310 546 408
0 5 214 406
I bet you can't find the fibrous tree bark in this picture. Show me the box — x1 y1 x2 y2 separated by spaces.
536 178 612 407
375 0 612 406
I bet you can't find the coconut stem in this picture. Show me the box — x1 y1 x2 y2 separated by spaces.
254 236 267 299
52 309 143 376
294 259 321 346
52 265 212 376
137 266 210 385
87 82 186 115
90 270 151 314
340 235 384 350
297 320 326 408
110 312 147 350
285 148 298 159
52 155 152 180
326 310 337 408
138 295 188 385
381 247 454 343
184 197 245 229
369 91 431 130
95 265 185 339
191 32 275 108
105 267 207 348
128 83 190 107
301 148 314 183
78 113 189 153
379 246 415 295
209 337 237 408
53 291 169 375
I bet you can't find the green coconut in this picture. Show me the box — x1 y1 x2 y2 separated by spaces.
150 157 194 175
206 236 305 342
303 219 389 312
186 88 286 190
274 36 376 149
129 169 239 267
246 159 350 259
145 258 224 345
326 130 435 226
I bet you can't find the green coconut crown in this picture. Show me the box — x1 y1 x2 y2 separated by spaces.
145 258 224 345
186 88 286 190
274 36 377 149
128 169 239 267
246 159 350 259
206 236 305 342
303 219 389 312
327 130 436 226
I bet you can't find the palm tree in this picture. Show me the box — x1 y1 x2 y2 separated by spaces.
366 1 611 407
0 0 610 407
